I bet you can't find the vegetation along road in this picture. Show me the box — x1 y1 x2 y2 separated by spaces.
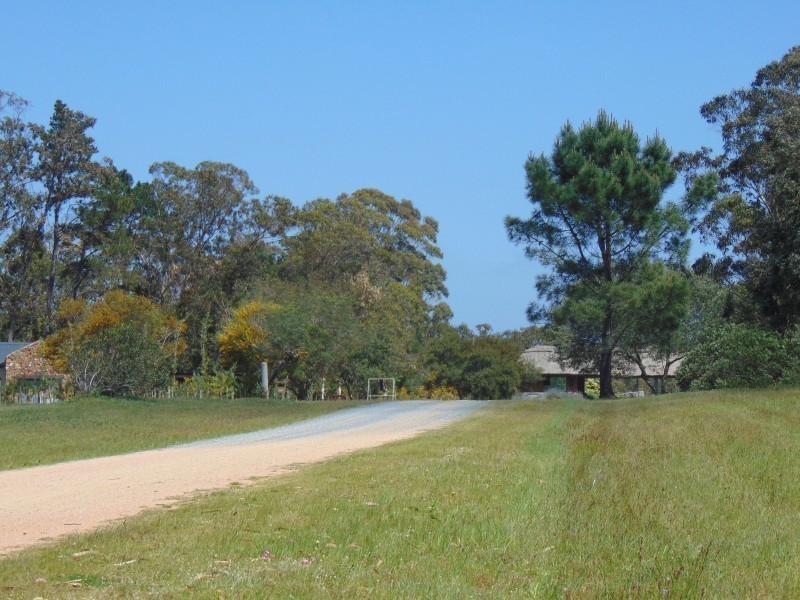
0 400 482 555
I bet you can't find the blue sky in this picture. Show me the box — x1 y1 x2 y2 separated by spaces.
4 1 799 331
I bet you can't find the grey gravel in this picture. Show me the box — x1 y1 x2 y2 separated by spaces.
175 400 484 449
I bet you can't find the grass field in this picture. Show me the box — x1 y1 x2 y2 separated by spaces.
0 396 364 470
2 388 800 598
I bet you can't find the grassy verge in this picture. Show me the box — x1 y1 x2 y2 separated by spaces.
0 396 364 470
2 388 800 597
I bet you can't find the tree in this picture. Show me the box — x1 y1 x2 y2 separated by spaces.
131 161 291 371
218 299 277 391
676 323 798 390
506 111 692 398
59 162 150 301
678 46 800 332
31 100 100 330
283 189 447 301
616 263 691 394
134 160 260 306
43 290 184 396
0 90 35 237
0 225 48 341
68 322 172 396
0 91 44 341
424 325 537 399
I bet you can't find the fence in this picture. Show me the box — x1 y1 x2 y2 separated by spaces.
3 378 63 404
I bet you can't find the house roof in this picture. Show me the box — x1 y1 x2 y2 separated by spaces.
520 345 683 378
0 342 33 365
520 345 588 376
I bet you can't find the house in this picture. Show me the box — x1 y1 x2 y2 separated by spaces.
520 345 684 395
1 342 35 385
0 341 66 403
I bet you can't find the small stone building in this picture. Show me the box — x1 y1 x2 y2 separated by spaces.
0 341 64 384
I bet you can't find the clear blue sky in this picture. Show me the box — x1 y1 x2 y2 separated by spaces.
4 1 799 332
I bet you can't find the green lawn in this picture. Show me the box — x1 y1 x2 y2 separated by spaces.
0 396 364 470
2 388 800 598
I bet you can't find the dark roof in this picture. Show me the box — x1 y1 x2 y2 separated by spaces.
0 342 33 365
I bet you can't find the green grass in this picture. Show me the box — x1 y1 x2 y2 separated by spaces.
0 396 364 470
2 388 800 598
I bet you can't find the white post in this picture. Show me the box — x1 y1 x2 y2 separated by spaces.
261 362 269 399
321 377 326 401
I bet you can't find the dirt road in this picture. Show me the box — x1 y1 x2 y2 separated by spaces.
0 400 481 555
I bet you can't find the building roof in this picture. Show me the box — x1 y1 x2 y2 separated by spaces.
521 345 683 378
0 342 33 365
520 345 588 376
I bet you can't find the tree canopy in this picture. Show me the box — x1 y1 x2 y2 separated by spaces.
506 111 692 397
678 45 800 332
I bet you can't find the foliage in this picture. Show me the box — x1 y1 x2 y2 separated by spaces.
414 383 461 400
175 368 238 399
218 300 277 375
424 325 536 399
2 377 64 405
615 264 692 393
0 93 47 340
584 377 600 400
68 322 172 396
507 111 694 397
678 46 800 332
43 290 183 396
60 163 151 301
676 323 799 390
219 286 403 399
0 90 34 236
30 99 101 330
283 189 447 301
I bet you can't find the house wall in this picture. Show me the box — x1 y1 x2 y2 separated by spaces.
4 342 63 384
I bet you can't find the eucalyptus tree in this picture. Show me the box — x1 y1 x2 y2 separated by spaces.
283 188 447 302
0 90 42 340
678 45 800 331
0 90 35 235
134 161 293 369
506 111 694 398
135 160 260 306
281 188 449 359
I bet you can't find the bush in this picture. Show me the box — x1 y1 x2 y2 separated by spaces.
415 385 460 400
44 291 183 397
584 378 600 400
70 323 172 397
176 368 238 399
676 324 796 390
424 329 536 400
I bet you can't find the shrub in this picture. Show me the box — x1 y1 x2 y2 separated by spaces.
424 329 536 399
176 368 238 399
415 385 460 400
584 378 600 400
676 324 794 390
44 291 183 397
70 323 172 397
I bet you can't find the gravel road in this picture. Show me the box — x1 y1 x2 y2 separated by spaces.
0 400 482 555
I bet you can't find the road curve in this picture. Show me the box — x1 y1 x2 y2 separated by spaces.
0 400 482 555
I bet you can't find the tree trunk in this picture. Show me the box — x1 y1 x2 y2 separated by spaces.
599 307 615 398
599 349 614 398
45 204 61 332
